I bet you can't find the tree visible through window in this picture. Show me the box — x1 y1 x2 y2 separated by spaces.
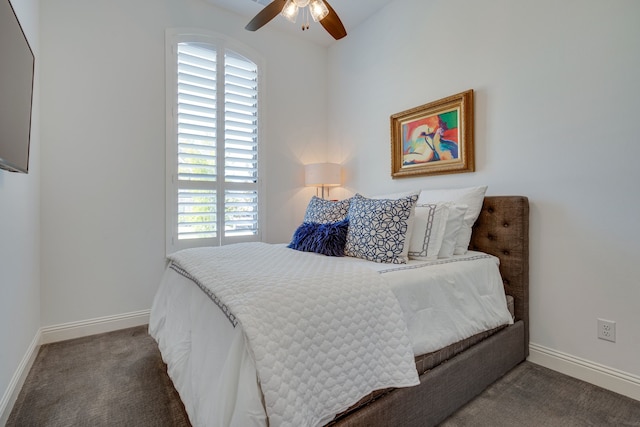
166 33 261 252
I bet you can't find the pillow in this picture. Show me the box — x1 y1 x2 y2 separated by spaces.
417 186 487 255
438 204 468 258
369 190 420 251
370 190 420 200
287 219 349 257
344 193 418 264
303 196 350 224
408 202 450 261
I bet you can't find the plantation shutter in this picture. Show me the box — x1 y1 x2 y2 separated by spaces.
171 40 259 249
223 50 259 239
176 43 218 241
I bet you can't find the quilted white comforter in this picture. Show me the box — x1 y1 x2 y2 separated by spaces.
150 244 513 427
165 242 420 427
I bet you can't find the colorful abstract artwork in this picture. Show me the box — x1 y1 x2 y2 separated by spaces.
391 90 474 178
402 110 459 165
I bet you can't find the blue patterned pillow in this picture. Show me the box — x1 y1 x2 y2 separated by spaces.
344 193 418 264
303 196 351 224
287 219 349 257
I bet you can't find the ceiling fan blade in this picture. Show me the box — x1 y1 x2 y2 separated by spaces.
320 0 347 40
245 0 286 31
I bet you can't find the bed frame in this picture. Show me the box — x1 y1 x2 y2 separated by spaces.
332 196 530 426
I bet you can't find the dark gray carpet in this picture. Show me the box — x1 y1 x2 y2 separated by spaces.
7 326 640 426
7 326 190 427
441 362 640 427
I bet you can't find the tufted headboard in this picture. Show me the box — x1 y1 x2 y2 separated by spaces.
469 196 530 356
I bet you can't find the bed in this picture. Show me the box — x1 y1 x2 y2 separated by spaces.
150 194 529 427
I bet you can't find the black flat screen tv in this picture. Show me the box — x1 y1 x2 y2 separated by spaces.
0 0 34 173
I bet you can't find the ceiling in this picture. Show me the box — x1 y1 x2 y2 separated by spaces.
203 0 394 46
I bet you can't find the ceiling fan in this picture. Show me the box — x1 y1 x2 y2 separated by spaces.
245 0 347 40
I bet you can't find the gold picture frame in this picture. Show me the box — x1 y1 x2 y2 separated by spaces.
391 89 474 178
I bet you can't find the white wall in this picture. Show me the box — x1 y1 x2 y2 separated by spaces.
39 0 327 326
328 0 640 378
0 0 40 417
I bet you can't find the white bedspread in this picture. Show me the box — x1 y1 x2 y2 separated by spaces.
165 243 419 427
349 253 514 355
150 245 512 427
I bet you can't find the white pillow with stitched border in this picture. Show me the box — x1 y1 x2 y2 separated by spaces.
438 204 468 258
345 193 418 264
417 186 487 255
408 202 450 261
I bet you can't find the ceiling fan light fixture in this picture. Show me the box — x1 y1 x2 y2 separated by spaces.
309 0 329 22
245 0 346 40
281 0 299 23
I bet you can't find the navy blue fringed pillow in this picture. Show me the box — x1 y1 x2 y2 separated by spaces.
287 219 349 257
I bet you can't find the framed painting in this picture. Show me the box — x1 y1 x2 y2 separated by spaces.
391 89 474 178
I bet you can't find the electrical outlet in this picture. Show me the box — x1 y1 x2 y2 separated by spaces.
597 318 616 342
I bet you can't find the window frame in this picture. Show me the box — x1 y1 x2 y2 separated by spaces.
165 29 265 255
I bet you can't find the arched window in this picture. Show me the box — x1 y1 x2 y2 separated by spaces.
166 30 263 253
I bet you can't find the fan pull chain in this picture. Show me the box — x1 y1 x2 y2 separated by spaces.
301 7 310 31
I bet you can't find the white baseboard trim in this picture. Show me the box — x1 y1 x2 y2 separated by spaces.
40 309 150 345
0 329 41 426
529 343 640 401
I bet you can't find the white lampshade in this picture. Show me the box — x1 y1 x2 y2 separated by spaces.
304 163 341 187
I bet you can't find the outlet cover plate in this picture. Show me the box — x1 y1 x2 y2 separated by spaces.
597 318 616 342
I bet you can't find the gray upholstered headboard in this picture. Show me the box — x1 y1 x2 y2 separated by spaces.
469 196 530 356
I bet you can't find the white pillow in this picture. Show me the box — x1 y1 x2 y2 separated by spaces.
408 202 450 261
438 204 468 258
417 186 487 255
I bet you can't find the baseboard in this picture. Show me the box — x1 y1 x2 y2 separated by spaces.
40 309 150 345
528 343 640 401
0 329 41 426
